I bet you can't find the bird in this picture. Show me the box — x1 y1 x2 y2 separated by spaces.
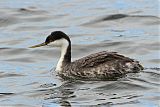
30 31 143 80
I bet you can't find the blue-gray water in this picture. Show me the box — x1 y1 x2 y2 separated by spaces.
0 0 159 107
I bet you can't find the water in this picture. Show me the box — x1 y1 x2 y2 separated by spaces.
0 0 159 107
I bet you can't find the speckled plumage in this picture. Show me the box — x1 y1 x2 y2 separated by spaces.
31 31 143 81
59 51 143 80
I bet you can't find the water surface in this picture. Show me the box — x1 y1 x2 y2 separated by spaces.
0 0 160 107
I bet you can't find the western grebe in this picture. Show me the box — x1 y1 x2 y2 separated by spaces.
30 31 143 80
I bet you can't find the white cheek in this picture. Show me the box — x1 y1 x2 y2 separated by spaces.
47 39 68 47
48 41 61 47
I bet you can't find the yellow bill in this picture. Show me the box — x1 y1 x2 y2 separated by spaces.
29 42 46 48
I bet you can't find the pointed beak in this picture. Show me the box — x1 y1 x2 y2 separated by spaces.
29 42 46 48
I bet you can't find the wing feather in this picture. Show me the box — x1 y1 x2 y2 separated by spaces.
73 51 134 67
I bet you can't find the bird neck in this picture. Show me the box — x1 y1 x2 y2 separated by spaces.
56 39 71 71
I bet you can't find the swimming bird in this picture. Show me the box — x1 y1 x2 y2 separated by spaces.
30 31 143 80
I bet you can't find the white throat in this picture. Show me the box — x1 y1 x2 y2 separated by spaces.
48 39 69 71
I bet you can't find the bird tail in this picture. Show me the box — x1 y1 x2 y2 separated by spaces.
125 61 143 73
